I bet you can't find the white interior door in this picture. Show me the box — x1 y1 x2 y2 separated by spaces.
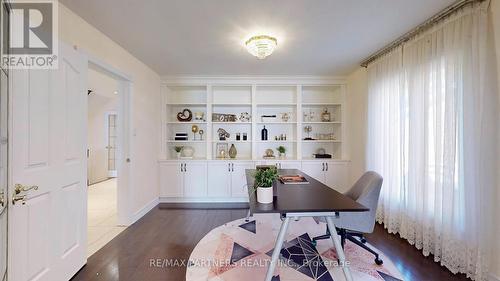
0 66 8 281
9 43 87 281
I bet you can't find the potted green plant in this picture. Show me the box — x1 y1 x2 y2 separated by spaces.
253 167 279 204
277 146 286 158
174 146 183 159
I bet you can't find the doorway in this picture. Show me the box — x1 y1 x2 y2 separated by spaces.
86 62 130 257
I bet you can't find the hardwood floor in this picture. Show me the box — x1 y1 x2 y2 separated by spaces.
71 207 469 281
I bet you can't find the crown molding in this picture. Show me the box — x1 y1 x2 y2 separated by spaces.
161 75 347 86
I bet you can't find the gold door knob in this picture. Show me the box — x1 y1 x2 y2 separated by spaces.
12 184 38 205
14 184 38 195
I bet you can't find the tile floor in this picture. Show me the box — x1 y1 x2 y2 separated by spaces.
87 178 126 257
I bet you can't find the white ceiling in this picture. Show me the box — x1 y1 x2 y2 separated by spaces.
61 0 456 76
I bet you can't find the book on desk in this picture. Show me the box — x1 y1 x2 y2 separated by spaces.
279 175 309 185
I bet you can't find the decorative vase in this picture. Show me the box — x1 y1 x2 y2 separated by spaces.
176 152 181 159
279 152 286 158
257 186 273 204
181 146 194 158
229 144 237 159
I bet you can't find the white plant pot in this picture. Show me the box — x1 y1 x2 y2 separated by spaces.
257 186 273 204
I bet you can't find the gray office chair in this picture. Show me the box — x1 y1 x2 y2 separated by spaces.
312 171 384 265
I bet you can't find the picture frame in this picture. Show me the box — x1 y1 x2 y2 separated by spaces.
216 143 229 159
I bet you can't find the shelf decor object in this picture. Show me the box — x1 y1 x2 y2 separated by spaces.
212 113 237 122
277 146 286 158
245 35 278 59
174 146 183 159
321 108 331 122
177 108 193 122
191 125 199 140
181 146 194 158
304 125 313 140
216 143 228 159
263 149 275 159
229 144 237 159
217 128 230 141
194 112 204 121
261 126 268 140
239 112 251 122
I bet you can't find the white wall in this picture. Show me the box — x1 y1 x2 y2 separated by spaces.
87 68 119 184
489 0 500 279
346 68 368 185
59 4 162 223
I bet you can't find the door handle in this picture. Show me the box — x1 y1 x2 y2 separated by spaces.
15 184 38 195
12 184 39 205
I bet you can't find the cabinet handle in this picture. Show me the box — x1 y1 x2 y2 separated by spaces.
180 163 183 172
231 163 234 172
184 163 187 172
322 163 325 171
326 163 328 171
228 163 231 172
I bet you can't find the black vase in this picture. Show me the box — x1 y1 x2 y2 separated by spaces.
261 126 268 141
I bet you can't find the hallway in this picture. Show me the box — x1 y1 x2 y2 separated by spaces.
87 178 126 257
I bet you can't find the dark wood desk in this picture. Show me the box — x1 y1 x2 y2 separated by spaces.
245 169 368 281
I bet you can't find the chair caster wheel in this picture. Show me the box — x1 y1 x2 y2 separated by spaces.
375 258 383 265
361 238 367 244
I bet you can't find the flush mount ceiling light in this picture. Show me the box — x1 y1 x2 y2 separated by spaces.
245 35 278 59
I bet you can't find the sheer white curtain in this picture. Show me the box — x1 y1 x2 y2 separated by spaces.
367 2 497 280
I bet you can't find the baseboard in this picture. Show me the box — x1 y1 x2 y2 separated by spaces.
159 197 248 203
129 198 159 225
159 202 249 209
490 273 500 281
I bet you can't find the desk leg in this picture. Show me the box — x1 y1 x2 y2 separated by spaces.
325 216 353 281
265 216 290 281
245 209 251 222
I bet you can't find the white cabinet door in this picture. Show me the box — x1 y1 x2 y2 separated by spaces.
301 162 326 184
279 161 302 170
159 162 184 197
207 162 231 197
325 162 350 192
184 162 208 197
231 162 254 198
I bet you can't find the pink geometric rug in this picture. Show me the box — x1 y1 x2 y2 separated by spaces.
187 214 404 281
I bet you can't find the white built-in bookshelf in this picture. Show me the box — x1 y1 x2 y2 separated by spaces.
161 83 346 161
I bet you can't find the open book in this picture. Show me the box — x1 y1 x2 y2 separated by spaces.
279 175 309 185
